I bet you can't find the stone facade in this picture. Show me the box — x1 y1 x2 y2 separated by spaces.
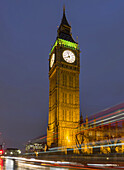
47 8 80 149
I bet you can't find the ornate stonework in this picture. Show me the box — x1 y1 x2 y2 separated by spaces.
47 8 80 149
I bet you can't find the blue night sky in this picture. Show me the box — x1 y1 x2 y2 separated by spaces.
0 0 124 148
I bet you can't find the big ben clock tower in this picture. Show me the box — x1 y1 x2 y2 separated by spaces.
47 7 80 149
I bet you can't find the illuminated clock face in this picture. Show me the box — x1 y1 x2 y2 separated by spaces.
63 50 75 63
50 53 55 68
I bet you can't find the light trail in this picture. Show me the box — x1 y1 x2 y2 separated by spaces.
49 137 124 152
24 139 124 155
89 109 124 122
77 118 124 136
90 113 124 126
78 109 124 127
3 156 102 170
96 116 124 126
27 109 124 144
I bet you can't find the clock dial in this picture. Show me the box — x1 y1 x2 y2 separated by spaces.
63 50 75 63
50 53 55 68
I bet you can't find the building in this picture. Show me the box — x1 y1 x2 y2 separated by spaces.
47 7 80 150
4 148 21 156
76 103 124 154
46 7 124 155
25 135 47 153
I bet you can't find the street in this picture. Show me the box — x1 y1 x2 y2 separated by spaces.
0 156 124 170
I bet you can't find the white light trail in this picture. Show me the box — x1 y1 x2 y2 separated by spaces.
90 112 124 126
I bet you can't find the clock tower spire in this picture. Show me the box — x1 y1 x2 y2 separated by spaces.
47 7 80 150
57 6 76 43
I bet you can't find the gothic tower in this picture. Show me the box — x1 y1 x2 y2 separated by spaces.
47 7 80 149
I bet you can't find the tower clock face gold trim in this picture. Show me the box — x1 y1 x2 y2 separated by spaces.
50 53 55 68
63 50 75 63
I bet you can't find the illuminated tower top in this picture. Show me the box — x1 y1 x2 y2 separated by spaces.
50 7 79 56
57 6 77 43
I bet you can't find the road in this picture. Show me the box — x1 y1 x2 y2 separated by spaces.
0 156 124 170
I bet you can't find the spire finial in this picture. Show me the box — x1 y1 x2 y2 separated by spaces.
63 4 65 15
76 36 78 43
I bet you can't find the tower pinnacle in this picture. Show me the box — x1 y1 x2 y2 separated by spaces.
63 4 65 15
57 7 76 43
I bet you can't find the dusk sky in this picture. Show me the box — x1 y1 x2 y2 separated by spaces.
0 0 124 149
